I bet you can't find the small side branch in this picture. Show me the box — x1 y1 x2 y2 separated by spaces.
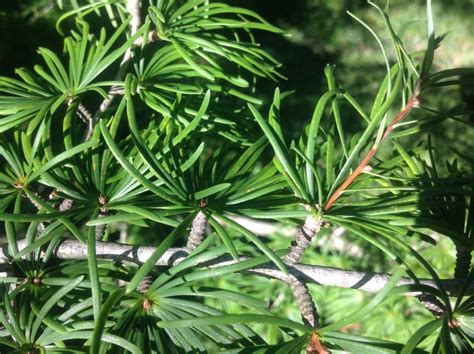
95 194 108 241
95 209 107 241
415 293 446 317
137 275 153 293
85 0 142 141
186 211 208 251
289 276 319 328
24 191 43 210
284 215 323 264
23 190 73 233
76 103 93 124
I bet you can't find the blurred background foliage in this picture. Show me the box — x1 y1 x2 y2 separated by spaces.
0 0 471 347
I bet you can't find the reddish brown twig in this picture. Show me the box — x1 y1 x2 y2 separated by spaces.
306 333 329 354
324 82 421 211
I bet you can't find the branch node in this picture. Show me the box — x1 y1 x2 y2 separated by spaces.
448 318 459 330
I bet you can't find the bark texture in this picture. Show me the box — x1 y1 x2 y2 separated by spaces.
415 293 446 317
94 210 107 241
284 215 323 264
137 276 153 293
186 211 208 251
0 240 471 296
290 277 319 328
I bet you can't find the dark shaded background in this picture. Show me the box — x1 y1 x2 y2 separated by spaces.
1 0 473 159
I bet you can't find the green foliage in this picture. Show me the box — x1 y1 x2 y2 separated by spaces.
0 0 473 353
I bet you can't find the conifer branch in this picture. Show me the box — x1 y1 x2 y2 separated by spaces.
85 0 142 141
0 239 471 297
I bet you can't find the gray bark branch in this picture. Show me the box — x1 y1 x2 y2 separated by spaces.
0 239 470 296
